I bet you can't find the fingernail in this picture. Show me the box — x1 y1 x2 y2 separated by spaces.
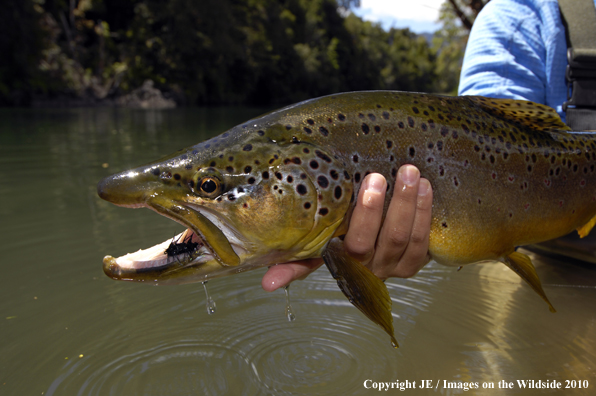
418 179 431 196
400 165 419 187
363 173 386 193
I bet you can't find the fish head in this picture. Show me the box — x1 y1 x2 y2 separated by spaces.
98 125 353 284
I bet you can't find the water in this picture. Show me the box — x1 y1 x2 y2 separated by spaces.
1 107 596 395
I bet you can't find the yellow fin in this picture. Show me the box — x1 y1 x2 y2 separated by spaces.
323 238 398 348
577 214 596 238
467 96 571 132
502 251 556 313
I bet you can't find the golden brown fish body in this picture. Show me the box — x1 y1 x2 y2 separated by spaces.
98 91 596 346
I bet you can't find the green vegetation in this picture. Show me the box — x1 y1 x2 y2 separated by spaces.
0 0 481 106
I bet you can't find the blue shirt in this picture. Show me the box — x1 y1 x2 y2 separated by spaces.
459 0 596 122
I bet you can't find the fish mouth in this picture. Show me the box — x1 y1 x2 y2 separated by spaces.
103 228 211 278
102 198 246 284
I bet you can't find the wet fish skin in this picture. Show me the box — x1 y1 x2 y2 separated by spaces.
98 91 596 346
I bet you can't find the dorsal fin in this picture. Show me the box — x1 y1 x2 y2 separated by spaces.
467 96 571 133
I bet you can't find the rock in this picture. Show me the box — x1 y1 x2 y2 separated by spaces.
116 80 176 109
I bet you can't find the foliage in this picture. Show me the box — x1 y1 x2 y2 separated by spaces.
431 1 470 94
0 0 462 106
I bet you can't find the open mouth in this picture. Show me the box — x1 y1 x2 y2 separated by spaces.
103 228 210 273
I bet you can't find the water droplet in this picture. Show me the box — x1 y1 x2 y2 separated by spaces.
284 285 295 322
201 281 216 315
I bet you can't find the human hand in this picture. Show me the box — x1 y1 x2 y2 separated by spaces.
261 165 433 291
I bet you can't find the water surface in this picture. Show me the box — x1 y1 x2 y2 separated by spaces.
1 107 596 395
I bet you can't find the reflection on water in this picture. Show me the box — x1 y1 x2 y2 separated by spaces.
1 107 596 395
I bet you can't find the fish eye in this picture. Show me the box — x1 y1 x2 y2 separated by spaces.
200 178 218 194
193 168 224 198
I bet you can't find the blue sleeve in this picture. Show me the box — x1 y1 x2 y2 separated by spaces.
458 0 568 121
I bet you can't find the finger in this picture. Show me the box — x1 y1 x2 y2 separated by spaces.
261 258 323 292
343 173 387 263
370 165 420 278
387 178 433 278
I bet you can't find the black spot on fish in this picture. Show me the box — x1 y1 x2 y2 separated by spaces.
436 141 443 151
228 156 234 162
307 119 315 125
442 222 448 228
440 126 449 137
292 157 301 164
574 164 579 172
391 168 397 178
439 165 445 176
453 176 459 187
527 165 533 172
330 170 339 180
382 111 390 120
174 173 181 180
398 121 405 129
296 184 307 195
285 125 292 131
248 177 255 184
152 168 160 176
334 186 342 200
344 171 350 180
423 110 429 116
355 172 361 183
409 147 416 157
319 126 329 136
421 123 428 131
374 125 381 133
387 140 393 149
319 208 329 216
287 175 294 183
226 166 234 173
452 130 458 139
368 114 376 121
275 172 282 180
243 144 253 151
304 127 312 134
301 173 307 179
185 164 192 170
338 114 346 121
428 142 434 149
353 154 359 163
262 171 269 179
310 160 319 169
244 166 252 173
412 107 419 114
408 117 415 127
304 202 311 209
316 150 332 163
317 176 329 188
531 154 537 163
361 123 370 134
490 155 495 164
358 113 365 119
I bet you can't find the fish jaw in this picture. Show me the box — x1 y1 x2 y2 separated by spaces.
97 160 250 284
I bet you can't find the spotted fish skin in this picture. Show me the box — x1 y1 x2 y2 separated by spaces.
98 91 596 345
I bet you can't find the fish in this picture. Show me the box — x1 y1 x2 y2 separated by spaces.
97 91 596 347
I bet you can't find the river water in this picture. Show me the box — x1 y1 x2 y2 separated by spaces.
1 107 596 395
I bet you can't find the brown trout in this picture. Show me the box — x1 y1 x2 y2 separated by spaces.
98 91 596 347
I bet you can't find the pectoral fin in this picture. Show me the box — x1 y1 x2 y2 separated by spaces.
323 238 398 347
502 251 556 313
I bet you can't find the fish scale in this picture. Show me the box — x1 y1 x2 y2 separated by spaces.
98 91 596 347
